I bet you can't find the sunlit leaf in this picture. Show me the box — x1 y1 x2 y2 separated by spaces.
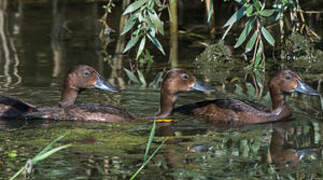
147 33 165 55
32 144 71 164
259 9 276 17
261 26 275 46
144 120 156 161
136 36 146 59
123 0 146 15
137 70 147 87
245 31 258 53
123 34 140 53
148 10 164 35
121 15 138 35
223 5 247 27
36 134 66 157
246 5 253 17
207 0 214 22
124 68 140 84
234 18 255 48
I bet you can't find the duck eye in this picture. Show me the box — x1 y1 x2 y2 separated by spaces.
181 74 189 80
84 71 90 76
285 75 291 80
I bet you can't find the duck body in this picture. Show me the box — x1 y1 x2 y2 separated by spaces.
174 98 290 125
153 69 318 125
173 70 318 125
1 65 134 122
26 104 135 122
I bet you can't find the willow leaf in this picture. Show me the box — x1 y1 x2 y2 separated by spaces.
123 34 140 53
123 0 146 15
223 5 247 27
245 31 258 53
261 26 275 46
147 33 165 55
234 18 255 48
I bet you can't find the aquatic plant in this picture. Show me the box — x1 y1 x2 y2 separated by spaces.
10 135 71 180
130 120 168 180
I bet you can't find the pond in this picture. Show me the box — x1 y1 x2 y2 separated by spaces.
0 1 322 179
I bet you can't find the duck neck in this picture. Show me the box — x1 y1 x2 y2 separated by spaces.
59 85 80 107
155 89 177 118
270 86 286 110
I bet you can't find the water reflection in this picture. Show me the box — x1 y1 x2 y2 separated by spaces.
0 0 22 88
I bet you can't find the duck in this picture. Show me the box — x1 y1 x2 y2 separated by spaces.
0 65 135 122
151 68 215 118
173 69 319 125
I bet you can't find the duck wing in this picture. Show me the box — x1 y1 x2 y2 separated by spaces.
174 98 266 114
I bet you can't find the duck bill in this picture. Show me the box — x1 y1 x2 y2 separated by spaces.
94 76 120 93
295 80 319 95
192 80 216 92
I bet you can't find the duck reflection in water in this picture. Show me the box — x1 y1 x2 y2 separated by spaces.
268 122 320 167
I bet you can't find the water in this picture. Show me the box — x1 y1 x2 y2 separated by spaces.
0 1 322 179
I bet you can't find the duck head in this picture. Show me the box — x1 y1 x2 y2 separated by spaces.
59 65 119 107
269 69 319 109
161 68 215 94
157 68 215 118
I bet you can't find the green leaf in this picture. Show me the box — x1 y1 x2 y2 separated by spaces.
254 40 263 66
32 144 71 164
123 0 146 15
261 26 275 46
137 70 147 87
234 84 245 97
136 36 146 59
207 0 214 22
223 5 247 27
130 138 167 180
144 120 156 161
124 68 140 84
253 69 263 89
149 71 164 88
246 82 256 97
259 9 276 17
123 34 140 53
246 5 253 17
121 15 138 35
36 134 66 157
148 10 164 35
234 18 255 48
245 31 258 53
253 0 262 11
147 33 165 55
